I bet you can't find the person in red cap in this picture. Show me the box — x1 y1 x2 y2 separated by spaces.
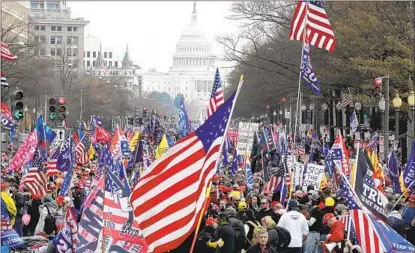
194 217 219 253
403 193 415 226
325 213 344 244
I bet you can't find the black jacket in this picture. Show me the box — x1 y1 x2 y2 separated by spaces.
256 208 280 224
215 224 234 253
195 227 216 253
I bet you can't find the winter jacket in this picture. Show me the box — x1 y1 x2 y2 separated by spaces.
277 210 309 248
387 210 406 236
215 223 234 253
326 220 345 243
34 202 57 235
195 226 217 253
402 206 415 226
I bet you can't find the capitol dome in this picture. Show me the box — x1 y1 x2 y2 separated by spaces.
172 2 216 71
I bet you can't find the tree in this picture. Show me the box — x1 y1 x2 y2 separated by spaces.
219 1 415 117
148 91 172 106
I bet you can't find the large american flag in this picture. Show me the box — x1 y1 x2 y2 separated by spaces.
130 92 236 253
207 68 224 117
74 133 88 165
1 42 17 61
289 1 336 53
264 175 283 194
46 148 60 177
21 167 47 196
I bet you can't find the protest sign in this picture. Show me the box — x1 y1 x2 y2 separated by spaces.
302 164 325 191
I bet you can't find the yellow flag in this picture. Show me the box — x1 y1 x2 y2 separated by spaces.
130 131 140 152
155 134 169 159
320 173 328 190
88 144 96 160
399 173 407 195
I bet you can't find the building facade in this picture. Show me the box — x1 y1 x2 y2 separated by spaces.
141 2 226 120
1 1 30 43
28 1 89 69
88 44 142 98
83 34 124 69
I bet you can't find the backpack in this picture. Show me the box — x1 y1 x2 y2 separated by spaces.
231 221 246 252
275 227 291 251
44 206 56 235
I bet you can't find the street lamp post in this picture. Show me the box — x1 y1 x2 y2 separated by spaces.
273 110 277 124
309 103 314 129
355 102 362 123
392 92 402 142
335 102 342 133
23 106 28 133
322 103 329 125
379 97 386 160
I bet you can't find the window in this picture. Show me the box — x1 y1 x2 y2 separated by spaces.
109 61 112 67
73 61 78 68
109 52 112 58
50 37 56 44
51 26 56 31
50 36 62 44
93 51 96 58
104 52 107 58
67 36 78 45
57 48 62 56
73 27 78 32
30 3 37 8
87 60 90 67
67 27 72 32
47 3 58 9
115 61 118 67
34 25 40 30
87 51 90 58
93 61 96 67
57 26 62 31
41 26 45 31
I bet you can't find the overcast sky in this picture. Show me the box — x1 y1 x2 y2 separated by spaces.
69 1 238 72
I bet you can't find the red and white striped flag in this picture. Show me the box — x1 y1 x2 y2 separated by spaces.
1 42 17 61
264 175 283 194
207 68 224 117
288 1 336 53
74 133 88 165
21 167 47 196
130 92 236 253
350 209 384 253
46 149 60 177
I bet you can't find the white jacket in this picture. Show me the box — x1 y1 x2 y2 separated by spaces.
277 210 309 248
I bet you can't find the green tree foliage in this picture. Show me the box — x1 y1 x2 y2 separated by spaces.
221 1 415 117
173 94 182 109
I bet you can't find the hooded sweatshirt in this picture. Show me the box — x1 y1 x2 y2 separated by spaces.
34 201 58 235
277 210 309 248
327 220 345 243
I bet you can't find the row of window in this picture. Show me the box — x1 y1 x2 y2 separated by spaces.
85 60 118 68
85 51 113 59
35 36 78 45
31 3 59 9
33 46 78 57
33 25 78 32
177 47 210 53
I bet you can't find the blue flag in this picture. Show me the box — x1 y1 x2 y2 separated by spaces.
246 160 253 189
404 141 415 189
58 163 73 197
301 42 321 96
56 137 73 172
387 151 402 194
178 95 190 138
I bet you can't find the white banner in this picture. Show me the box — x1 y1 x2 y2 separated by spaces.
293 162 304 189
237 121 259 156
302 164 325 191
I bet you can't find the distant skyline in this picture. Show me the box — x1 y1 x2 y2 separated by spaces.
69 1 238 72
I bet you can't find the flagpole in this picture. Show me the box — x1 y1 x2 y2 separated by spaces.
390 179 415 212
190 75 245 253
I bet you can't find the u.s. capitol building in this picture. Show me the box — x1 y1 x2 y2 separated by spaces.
141 2 228 120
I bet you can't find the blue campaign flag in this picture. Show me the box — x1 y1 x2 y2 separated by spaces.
166 135 175 147
246 160 253 189
36 115 56 148
56 137 73 172
222 136 229 166
403 141 415 189
387 151 402 194
350 111 359 133
58 163 73 197
178 95 191 138
301 42 321 96
231 154 237 177
370 213 415 253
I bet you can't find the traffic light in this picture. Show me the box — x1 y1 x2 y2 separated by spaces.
58 97 67 121
142 108 148 118
373 77 382 99
128 117 134 125
11 89 24 120
49 97 57 120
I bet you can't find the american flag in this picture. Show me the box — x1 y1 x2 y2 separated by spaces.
1 42 17 61
46 148 60 177
21 167 47 196
1 72 8 87
74 133 88 165
207 68 224 117
289 1 337 53
341 91 353 107
130 92 236 253
264 175 283 194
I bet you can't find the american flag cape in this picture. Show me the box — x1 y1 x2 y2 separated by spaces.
207 68 224 117
289 1 336 53
130 92 236 253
